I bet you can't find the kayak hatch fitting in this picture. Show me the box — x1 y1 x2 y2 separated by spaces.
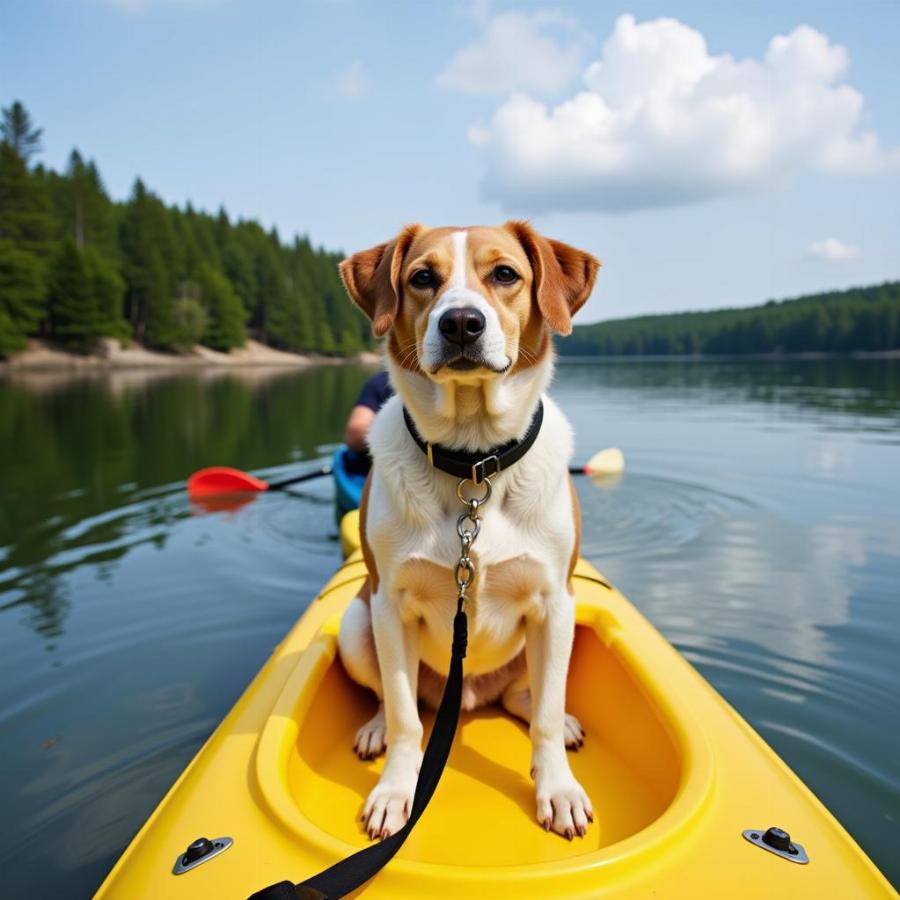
172 835 233 874
742 827 809 864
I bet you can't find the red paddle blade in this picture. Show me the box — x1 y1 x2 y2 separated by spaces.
190 494 259 514
187 466 270 497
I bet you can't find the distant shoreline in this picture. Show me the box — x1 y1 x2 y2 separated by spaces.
0 338 381 374
565 282 900 357
558 350 900 362
5 340 898 375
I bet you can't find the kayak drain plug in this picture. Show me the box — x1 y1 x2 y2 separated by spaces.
172 835 234 875
742 826 809 864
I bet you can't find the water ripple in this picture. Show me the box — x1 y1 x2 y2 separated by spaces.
579 472 754 559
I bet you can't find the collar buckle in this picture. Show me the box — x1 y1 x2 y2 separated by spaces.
472 454 500 485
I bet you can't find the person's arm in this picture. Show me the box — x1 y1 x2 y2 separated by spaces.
345 404 376 452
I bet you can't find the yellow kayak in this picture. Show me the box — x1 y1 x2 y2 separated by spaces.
96 511 895 899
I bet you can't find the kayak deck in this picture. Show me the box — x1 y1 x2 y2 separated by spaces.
96 514 895 898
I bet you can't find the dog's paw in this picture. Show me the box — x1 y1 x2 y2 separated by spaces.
564 713 585 750
534 768 593 839
362 772 417 840
354 706 387 760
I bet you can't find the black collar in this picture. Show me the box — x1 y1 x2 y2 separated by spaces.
402 401 544 485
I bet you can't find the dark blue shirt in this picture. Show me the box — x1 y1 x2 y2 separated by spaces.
355 370 394 414
343 371 394 476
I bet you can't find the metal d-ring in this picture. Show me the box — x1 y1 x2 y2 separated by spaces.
456 477 492 506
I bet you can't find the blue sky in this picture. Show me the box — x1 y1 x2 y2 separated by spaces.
3 0 899 323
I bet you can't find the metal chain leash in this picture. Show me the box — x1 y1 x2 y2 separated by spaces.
454 476 492 609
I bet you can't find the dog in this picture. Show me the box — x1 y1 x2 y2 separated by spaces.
337 222 600 842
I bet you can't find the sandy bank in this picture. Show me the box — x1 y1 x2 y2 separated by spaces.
1 338 381 372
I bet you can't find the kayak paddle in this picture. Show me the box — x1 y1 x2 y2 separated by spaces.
187 464 333 498
187 447 623 499
571 447 625 478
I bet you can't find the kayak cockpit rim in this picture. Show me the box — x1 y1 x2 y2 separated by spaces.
251 558 716 886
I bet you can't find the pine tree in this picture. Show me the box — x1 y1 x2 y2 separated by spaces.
0 238 46 343
173 208 203 282
291 237 331 351
47 239 106 353
250 237 287 345
143 251 178 348
0 142 54 258
198 263 246 351
222 239 255 317
0 111 53 350
119 180 178 346
54 150 117 255
1 101 43 162
85 247 128 340
185 204 221 270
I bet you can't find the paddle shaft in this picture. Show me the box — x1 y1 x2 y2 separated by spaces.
189 457 601 501
266 466 332 491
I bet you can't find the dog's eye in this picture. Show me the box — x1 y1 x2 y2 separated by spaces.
409 269 436 289
492 265 519 285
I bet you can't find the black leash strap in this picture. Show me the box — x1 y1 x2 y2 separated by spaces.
248 601 468 900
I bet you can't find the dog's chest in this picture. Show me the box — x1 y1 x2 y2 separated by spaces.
391 512 552 674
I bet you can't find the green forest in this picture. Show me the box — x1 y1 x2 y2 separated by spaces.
4 100 898 362
0 101 370 358
564 281 900 357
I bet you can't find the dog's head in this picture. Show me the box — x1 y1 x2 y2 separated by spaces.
340 223 600 381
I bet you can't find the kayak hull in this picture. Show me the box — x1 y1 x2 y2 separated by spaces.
95 512 895 899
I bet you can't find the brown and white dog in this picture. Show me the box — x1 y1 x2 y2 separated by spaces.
337 222 600 842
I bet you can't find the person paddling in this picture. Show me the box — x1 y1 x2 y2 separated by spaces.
342 370 394 475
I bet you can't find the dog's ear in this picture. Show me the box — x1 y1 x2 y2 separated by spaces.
339 224 423 337
505 221 600 336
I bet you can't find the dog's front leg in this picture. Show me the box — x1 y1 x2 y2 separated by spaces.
362 586 423 840
526 590 593 839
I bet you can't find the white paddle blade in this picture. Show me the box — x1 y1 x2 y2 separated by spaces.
584 447 625 477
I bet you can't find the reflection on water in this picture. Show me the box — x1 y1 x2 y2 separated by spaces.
0 359 898 896
0 366 372 641
560 357 900 428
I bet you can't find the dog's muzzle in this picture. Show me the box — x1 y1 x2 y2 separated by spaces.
437 307 485 371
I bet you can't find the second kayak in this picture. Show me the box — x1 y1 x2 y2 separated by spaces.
332 445 367 521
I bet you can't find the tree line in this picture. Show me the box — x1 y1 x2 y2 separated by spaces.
563 281 900 357
0 101 370 358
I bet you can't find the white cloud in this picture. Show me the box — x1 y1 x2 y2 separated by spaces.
467 14 899 213
438 11 586 96
337 61 370 101
808 238 861 261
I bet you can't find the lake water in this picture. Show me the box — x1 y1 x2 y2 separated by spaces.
0 359 898 896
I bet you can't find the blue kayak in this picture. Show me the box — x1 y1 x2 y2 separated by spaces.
332 445 367 519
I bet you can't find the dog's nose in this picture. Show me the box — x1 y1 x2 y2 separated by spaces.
438 307 485 346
